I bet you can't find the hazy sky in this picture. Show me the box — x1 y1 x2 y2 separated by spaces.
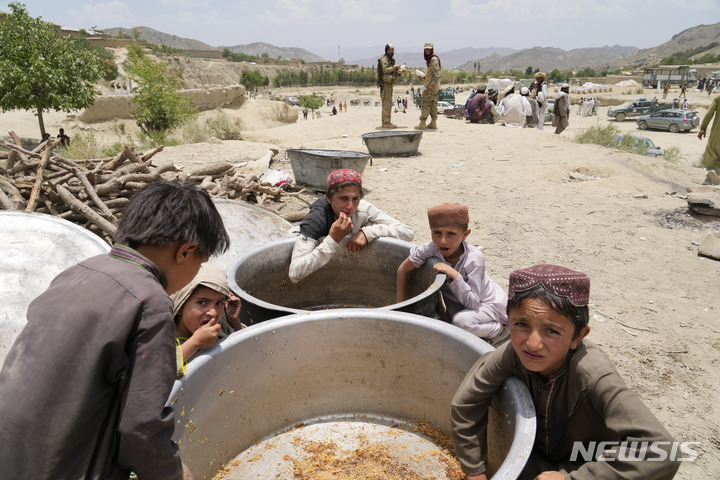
11 0 720 60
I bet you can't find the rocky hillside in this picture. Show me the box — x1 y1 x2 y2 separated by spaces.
612 21 720 67
218 42 325 62
102 21 720 74
103 26 217 51
458 45 639 73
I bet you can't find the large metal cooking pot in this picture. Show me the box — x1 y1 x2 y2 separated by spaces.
169 310 535 480
362 130 423 157
228 237 445 325
0 211 110 367
208 199 292 269
286 148 372 191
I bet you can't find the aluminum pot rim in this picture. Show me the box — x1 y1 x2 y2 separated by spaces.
170 309 536 480
226 237 447 314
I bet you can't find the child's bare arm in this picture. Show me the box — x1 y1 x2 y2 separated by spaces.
396 258 417 303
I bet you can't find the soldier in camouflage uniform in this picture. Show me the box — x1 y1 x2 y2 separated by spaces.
378 43 401 128
415 42 441 130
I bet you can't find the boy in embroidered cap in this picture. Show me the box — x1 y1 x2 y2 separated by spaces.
288 168 413 283
451 264 679 480
396 204 508 339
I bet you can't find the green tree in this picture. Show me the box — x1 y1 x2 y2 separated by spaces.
525 66 534 76
548 69 566 84
0 2 101 136
299 93 324 112
74 37 118 81
125 46 197 133
576 67 596 78
240 70 269 90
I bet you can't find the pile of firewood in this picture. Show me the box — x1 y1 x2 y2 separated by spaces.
1 131 312 243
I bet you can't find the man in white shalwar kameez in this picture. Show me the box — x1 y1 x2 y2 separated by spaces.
497 86 532 128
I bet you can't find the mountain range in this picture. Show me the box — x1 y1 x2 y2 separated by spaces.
103 22 720 72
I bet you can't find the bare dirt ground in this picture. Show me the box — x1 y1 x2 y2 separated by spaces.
2 84 719 478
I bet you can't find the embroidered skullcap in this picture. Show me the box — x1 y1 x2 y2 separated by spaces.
508 264 590 307
327 169 362 190
424 42 434 49
520 86 530 95
534 72 546 80
427 204 469 228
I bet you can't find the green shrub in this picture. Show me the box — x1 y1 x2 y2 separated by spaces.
180 119 209 144
662 146 682 163
206 113 243 140
617 134 644 154
60 130 101 159
100 141 126 158
575 124 620 148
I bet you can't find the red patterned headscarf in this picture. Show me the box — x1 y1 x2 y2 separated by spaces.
327 169 362 190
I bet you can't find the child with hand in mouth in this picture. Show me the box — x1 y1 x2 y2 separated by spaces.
288 168 413 283
396 204 507 340
172 264 243 373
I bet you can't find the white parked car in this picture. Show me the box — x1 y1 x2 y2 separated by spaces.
437 101 454 110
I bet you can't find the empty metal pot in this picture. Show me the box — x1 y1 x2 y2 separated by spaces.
208 199 292 269
228 237 445 325
286 148 372 191
362 130 423 157
169 310 535 480
0 212 110 367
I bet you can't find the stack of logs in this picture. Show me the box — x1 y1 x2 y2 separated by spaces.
1 131 312 244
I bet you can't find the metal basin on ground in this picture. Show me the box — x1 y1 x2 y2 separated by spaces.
209 199 292 269
0 212 110 367
169 310 535 480
286 148 372 192
362 130 423 157
228 237 444 325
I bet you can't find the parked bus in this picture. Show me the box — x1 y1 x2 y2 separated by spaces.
642 66 698 89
